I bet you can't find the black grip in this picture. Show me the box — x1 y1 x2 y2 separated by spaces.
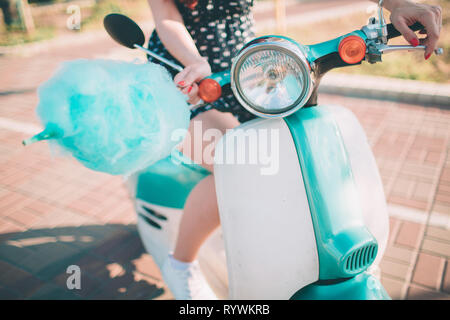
386 22 425 39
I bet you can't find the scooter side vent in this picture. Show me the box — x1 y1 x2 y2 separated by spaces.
344 244 378 274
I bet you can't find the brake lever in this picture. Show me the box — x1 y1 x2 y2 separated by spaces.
377 44 444 55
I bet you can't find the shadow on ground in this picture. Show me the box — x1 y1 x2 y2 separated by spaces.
0 224 447 300
0 88 36 96
0 224 166 300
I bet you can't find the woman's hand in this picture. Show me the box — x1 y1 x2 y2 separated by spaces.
386 0 442 59
174 58 212 104
147 0 212 102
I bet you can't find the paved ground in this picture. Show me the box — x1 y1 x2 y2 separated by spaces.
0 0 449 300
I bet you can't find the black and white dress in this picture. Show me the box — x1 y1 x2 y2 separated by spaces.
147 0 257 123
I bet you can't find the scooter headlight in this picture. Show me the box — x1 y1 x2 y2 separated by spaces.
231 36 313 118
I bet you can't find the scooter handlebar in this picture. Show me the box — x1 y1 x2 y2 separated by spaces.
193 22 426 105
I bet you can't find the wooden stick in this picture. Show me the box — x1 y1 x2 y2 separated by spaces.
17 0 35 34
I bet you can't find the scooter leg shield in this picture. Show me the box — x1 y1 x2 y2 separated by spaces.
129 153 229 298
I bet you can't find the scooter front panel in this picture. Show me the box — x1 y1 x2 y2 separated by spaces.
328 105 389 266
285 107 378 280
214 118 320 300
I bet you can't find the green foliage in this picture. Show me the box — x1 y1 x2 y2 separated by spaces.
81 0 123 31
0 25 54 46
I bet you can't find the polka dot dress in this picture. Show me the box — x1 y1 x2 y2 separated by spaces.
147 0 257 123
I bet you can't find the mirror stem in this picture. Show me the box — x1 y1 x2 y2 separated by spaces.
133 44 183 72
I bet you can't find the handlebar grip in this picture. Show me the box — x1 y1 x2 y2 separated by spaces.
386 22 425 40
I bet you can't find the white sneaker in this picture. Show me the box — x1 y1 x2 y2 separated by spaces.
161 255 217 300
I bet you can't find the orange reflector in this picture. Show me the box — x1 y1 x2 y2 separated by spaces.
338 35 366 64
198 78 222 103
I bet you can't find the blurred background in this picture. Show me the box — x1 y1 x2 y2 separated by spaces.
0 0 449 300
1 0 448 81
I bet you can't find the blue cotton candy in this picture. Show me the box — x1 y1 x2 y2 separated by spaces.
36 59 190 175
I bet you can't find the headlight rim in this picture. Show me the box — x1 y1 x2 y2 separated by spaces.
231 39 313 119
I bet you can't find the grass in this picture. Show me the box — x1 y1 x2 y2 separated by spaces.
0 24 55 46
257 0 450 83
81 0 150 31
0 0 150 46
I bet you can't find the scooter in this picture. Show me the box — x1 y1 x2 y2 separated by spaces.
106 2 444 300
27 1 442 300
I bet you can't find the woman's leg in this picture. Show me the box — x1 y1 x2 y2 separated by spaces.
173 109 240 262
173 175 219 262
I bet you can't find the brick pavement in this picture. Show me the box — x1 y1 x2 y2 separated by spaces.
1 69 449 300
0 3 449 299
327 95 450 300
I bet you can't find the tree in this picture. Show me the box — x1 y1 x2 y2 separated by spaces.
0 0 13 26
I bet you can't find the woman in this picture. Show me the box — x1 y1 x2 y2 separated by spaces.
146 0 442 300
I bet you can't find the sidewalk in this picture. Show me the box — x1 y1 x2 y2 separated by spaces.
0 0 449 300
1 42 450 299
1 90 449 299
322 94 450 300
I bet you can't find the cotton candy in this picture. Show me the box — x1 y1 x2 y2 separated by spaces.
35 59 190 175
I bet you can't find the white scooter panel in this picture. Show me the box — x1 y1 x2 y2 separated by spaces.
328 105 389 265
214 118 320 300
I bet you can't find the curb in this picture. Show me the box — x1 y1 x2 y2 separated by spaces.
319 73 450 108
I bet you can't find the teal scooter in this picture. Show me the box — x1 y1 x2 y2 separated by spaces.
111 2 443 299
